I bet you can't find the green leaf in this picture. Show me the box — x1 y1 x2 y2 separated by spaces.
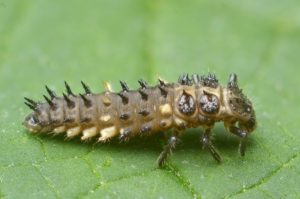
1 0 300 198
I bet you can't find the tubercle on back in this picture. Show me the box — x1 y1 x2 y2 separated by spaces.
23 73 257 142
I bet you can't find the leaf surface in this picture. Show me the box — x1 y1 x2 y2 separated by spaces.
0 0 299 198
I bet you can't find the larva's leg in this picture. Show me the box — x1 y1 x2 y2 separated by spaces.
157 132 180 168
228 126 248 156
202 128 222 163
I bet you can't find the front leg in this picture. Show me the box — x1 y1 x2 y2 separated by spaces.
202 127 222 163
228 125 248 156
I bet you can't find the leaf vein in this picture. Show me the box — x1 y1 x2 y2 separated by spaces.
224 151 300 198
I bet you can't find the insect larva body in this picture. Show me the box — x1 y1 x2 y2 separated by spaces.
23 73 257 167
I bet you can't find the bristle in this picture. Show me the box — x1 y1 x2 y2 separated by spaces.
24 102 36 110
43 95 55 108
192 74 200 84
138 90 148 100
118 92 128 104
64 81 74 96
80 94 92 107
158 78 167 86
178 73 189 85
138 79 148 88
81 81 91 94
24 97 37 106
63 93 75 108
45 85 57 99
120 81 129 92
103 81 113 92
158 86 168 97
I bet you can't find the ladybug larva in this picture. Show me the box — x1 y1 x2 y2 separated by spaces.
23 73 256 167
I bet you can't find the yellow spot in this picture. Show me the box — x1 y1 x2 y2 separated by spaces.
102 95 111 106
159 104 172 116
53 126 66 134
98 126 117 142
81 126 97 140
100 115 111 122
67 126 81 138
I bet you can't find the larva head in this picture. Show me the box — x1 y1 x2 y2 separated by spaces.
23 113 43 133
23 98 50 133
227 74 256 132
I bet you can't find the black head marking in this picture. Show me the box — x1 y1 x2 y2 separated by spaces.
120 81 129 92
63 93 75 108
81 81 91 94
45 85 57 99
177 90 196 116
